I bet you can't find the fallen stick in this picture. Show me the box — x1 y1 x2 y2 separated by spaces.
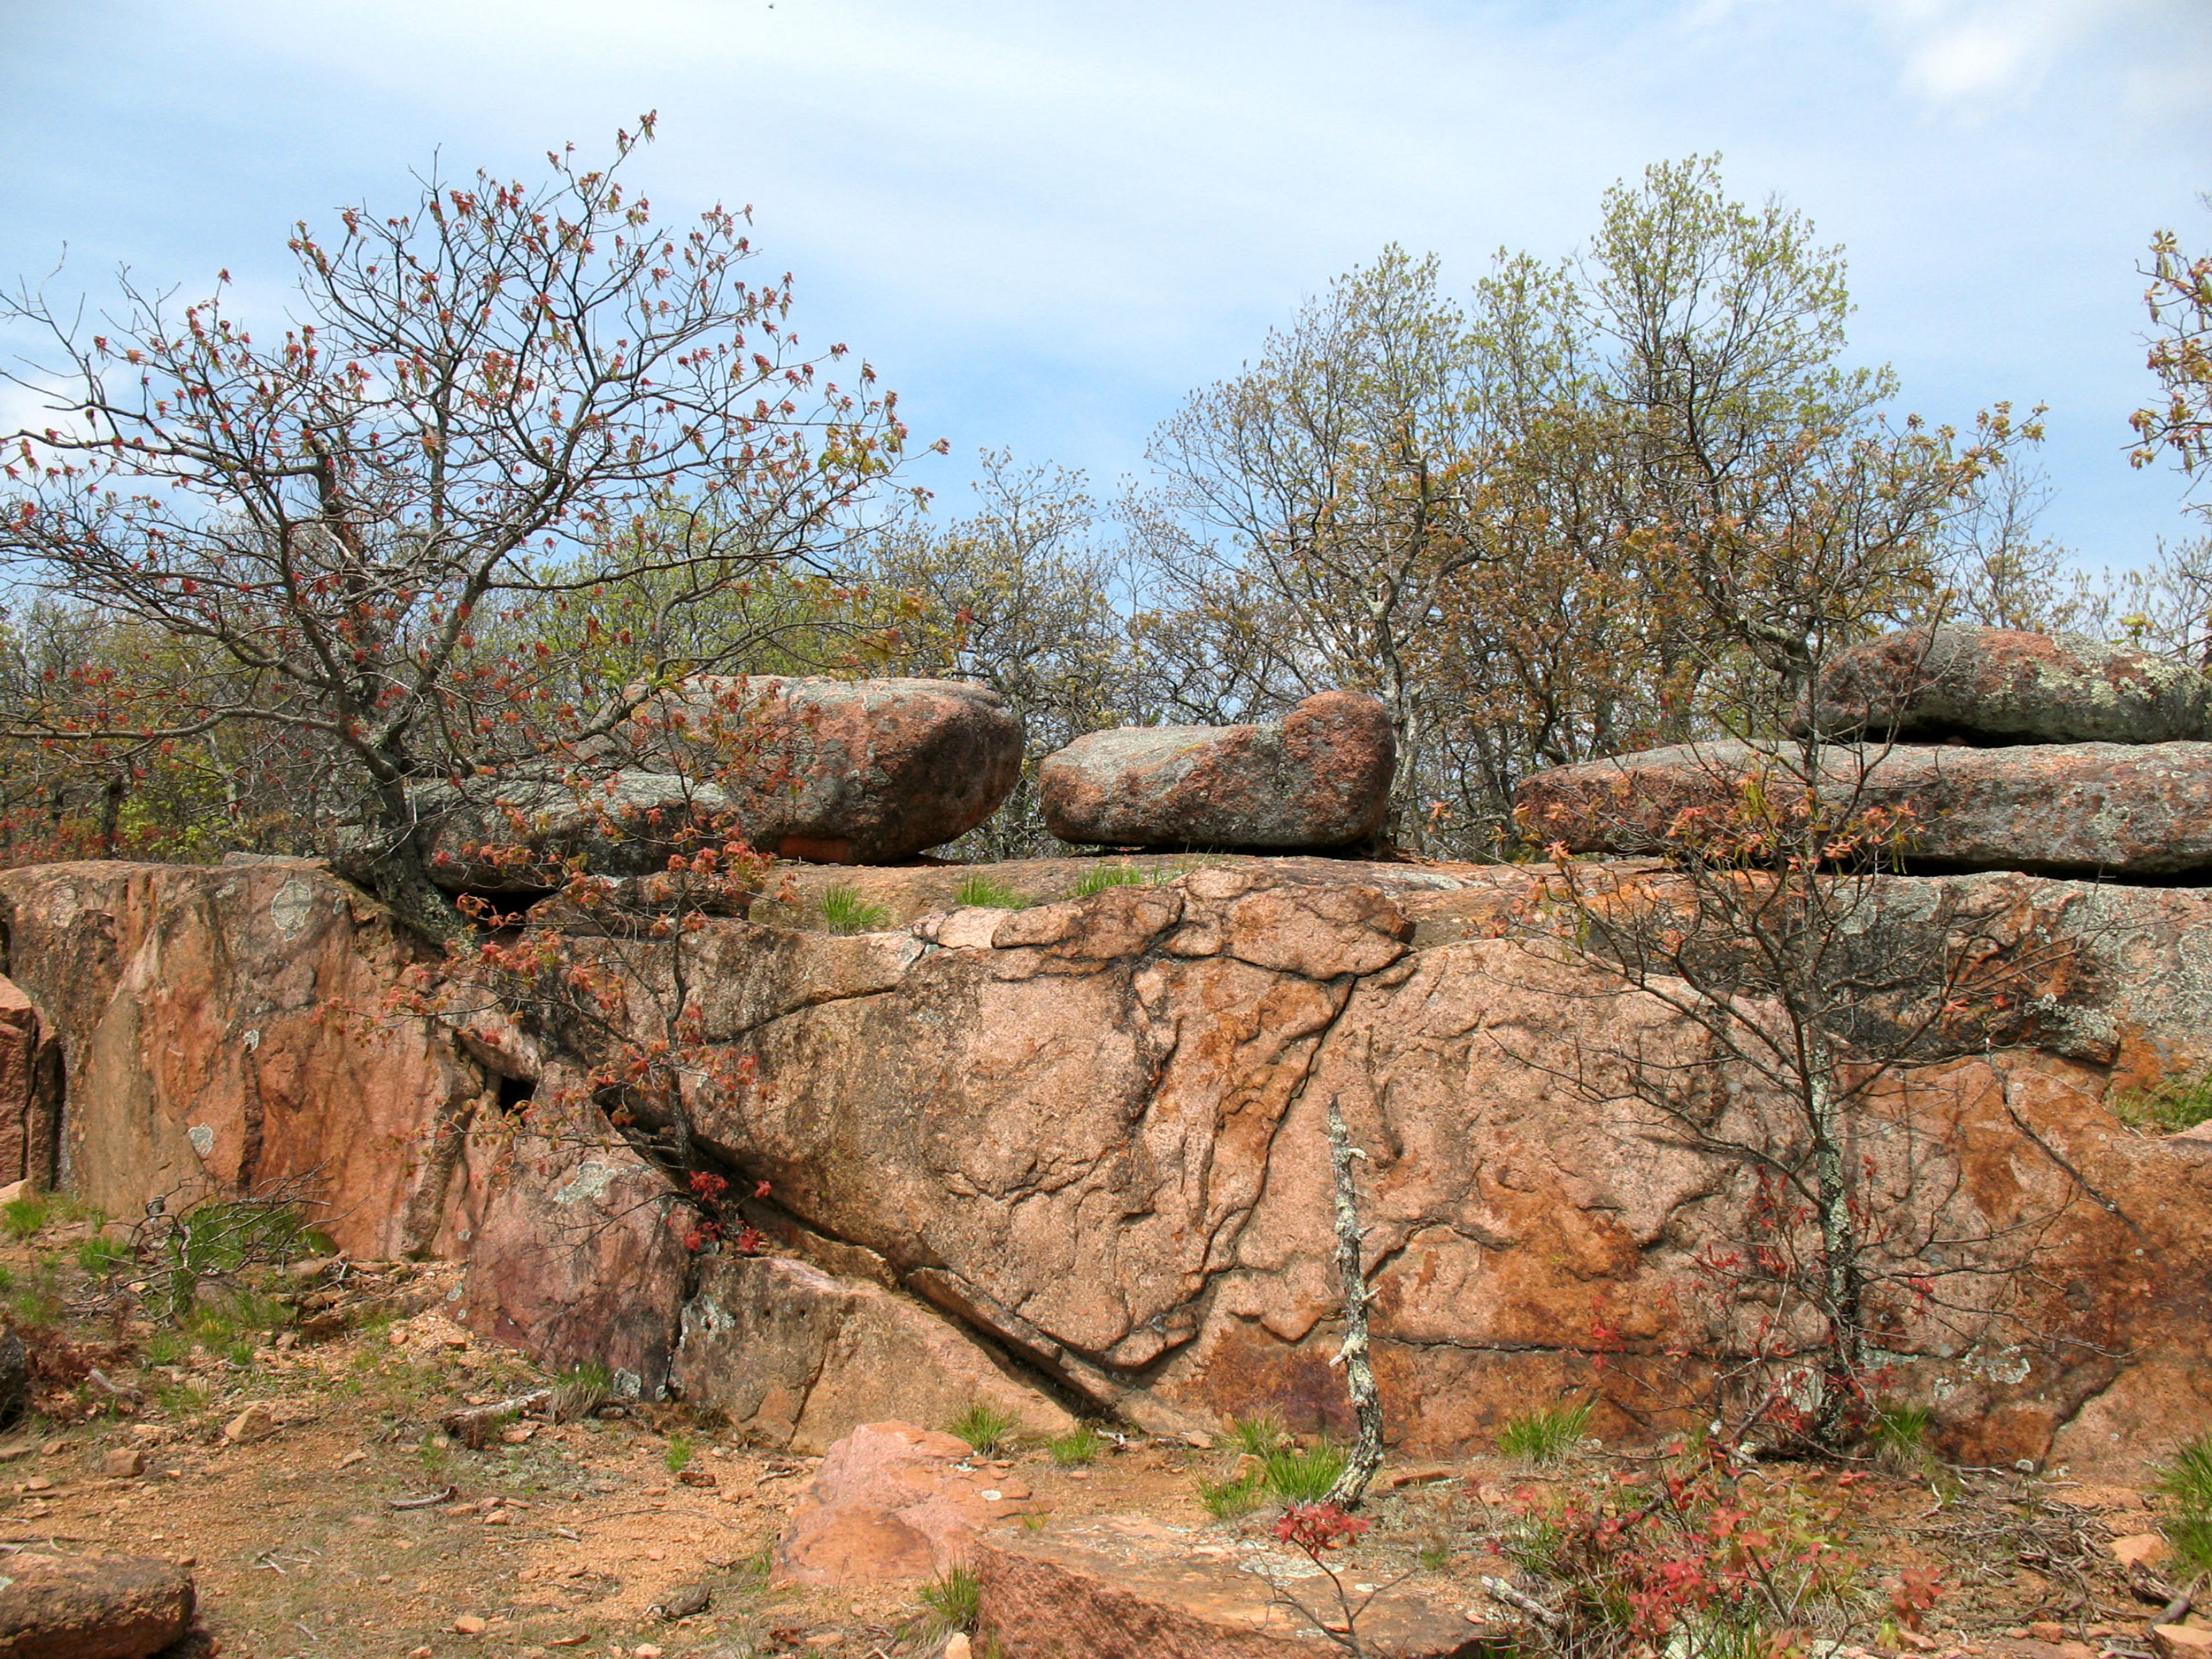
1483 1575 1563 1630
387 1484 457 1510
441 1390 553 1450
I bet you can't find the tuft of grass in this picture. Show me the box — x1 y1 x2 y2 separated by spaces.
1261 1441 1347 1503
2111 1072 2212 1135
1069 863 1150 897
665 1433 695 1474
1870 1403 1936 1475
1497 1397 1594 1464
1048 1424 1104 1466
916 1565 981 1635
553 1358 613 1422
1 1196 48 1241
953 874 1029 911
1228 1411 1289 1458
76 1235 133 1276
1198 1470 1263 1519
2158 1433 2212 1574
949 1401 1020 1456
818 884 891 934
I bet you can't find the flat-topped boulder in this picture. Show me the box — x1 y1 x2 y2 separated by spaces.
1516 738 2212 878
620 675 1024 863
1041 691 1394 850
1798 626 2212 745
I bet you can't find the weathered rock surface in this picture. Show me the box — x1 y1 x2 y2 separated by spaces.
417 772 745 893
672 1254 1075 1452
0 977 59 1190
974 1514 1493 1658
1800 626 2212 745
646 861 2212 1474
618 675 1024 863
11 847 2212 1475
777 1421 1039 1587
0 859 488 1259
437 1072 692 1399
0 1550 195 1659
1515 737 2212 878
0 1326 25 1431
1041 691 1395 850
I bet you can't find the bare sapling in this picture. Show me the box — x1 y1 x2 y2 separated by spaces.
1323 1092 1384 1508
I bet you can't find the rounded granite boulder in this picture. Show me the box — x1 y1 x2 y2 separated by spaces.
1039 691 1395 850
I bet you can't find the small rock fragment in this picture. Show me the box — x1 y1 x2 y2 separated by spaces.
102 1446 147 1478
2113 1532 2171 1569
2029 1622 2066 1643
455 1611 489 1634
224 1402 275 1445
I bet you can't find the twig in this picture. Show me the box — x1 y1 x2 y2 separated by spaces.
386 1484 457 1510
1484 1575 1564 1629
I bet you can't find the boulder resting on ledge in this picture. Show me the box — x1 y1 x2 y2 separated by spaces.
1797 626 2212 746
1040 691 1395 850
618 675 1025 863
1516 737 2212 878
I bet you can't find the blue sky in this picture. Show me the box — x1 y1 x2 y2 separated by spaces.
2 0 2207 570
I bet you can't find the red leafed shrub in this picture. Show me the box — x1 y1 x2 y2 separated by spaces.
1498 1442 1887 1659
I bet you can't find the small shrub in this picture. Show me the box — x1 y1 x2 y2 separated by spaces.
916 1564 981 1634
1869 1403 1936 1475
953 874 1029 910
1229 1410 1289 1457
2111 1073 2212 1135
1198 1470 1263 1518
949 1401 1020 1456
1262 1442 1347 1503
1048 1424 1104 1466
1498 1397 1593 1464
819 884 890 934
140 1190 318 1324
1503 1444 1874 1659
1 1196 47 1241
665 1433 695 1474
1070 863 1148 897
2159 1433 2212 1574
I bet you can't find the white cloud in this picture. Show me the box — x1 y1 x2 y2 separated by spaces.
1849 0 2212 113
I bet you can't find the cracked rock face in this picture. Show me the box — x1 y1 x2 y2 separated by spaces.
10 852 2212 1476
1040 691 1395 850
665 865 2212 1473
0 975 59 1189
672 1254 1074 1453
0 858 486 1260
1516 738 2212 878
1798 626 2212 746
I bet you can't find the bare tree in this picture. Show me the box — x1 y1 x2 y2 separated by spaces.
0 116 924 935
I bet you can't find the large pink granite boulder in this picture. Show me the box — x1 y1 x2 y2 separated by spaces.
1040 691 1394 850
622 675 1024 863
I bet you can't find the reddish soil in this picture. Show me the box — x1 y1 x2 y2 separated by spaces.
3 1212 2200 1659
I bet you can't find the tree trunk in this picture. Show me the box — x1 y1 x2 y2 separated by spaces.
357 777 467 945
1323 1093 1386 1507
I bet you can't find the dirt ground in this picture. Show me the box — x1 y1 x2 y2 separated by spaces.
2 1206 2199 1659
